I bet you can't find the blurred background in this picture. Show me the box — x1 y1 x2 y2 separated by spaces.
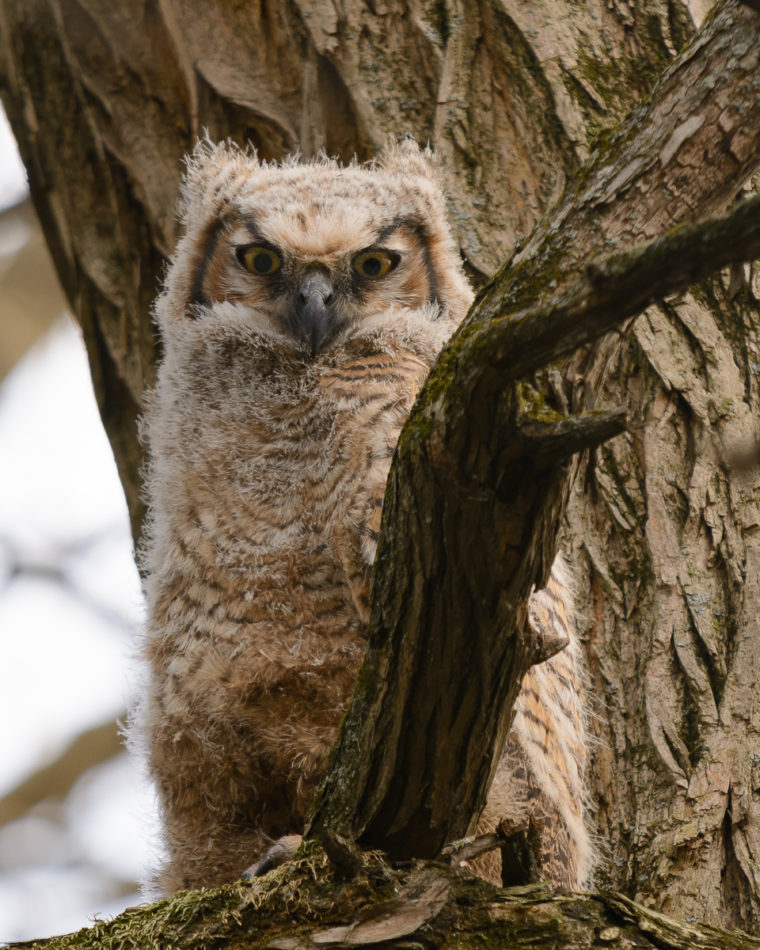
0 104 156 941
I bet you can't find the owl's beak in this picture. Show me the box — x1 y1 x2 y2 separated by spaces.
292 270 336 357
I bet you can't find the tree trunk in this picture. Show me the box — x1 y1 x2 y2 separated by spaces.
567 253 760 928
2 0 760 941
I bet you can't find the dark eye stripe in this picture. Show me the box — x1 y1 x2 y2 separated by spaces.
189 217 229 309
371 220 438 305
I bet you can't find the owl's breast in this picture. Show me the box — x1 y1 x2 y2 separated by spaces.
146 338 430 634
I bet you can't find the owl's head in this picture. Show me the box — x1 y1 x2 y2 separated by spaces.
157 139 473 358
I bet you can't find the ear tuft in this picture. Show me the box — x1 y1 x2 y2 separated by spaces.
179 136 259 222
374 136 437 181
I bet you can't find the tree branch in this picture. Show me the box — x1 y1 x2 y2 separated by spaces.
306 2 760 853
458 190 760 386
0 718 122 825
9 858 759 950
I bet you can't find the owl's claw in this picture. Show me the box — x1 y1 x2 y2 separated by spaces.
242 834 303 878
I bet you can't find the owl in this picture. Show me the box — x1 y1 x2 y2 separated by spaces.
136 139 591 895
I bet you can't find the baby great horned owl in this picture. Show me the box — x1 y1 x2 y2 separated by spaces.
138 139 591 894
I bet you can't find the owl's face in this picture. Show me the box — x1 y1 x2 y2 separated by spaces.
160 141 474 359
194 170 442 356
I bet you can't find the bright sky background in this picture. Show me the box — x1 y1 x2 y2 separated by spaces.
0 107 25 208
0 106 156 941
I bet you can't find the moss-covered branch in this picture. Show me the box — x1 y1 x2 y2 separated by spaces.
9 851 759 950
459 189 760 386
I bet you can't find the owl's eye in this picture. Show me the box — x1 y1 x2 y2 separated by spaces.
236 245 282 276
352 250 399 280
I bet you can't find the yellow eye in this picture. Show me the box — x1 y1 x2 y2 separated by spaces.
353 250 399 280
236 245 282 275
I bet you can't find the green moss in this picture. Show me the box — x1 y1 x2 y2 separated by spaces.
24 847 404 950
514 381 565 425
565 10 690 142
401 321 477 429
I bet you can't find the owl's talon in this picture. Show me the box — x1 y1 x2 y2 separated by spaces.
242 834 303 878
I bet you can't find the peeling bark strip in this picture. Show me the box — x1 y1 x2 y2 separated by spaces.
474 0 760 329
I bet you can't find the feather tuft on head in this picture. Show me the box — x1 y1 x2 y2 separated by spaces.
179 137 260 222
374 136 437 181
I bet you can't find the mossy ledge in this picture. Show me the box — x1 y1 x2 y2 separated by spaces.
9 845 759 950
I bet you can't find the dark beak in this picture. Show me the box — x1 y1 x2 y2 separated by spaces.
291 270 336 357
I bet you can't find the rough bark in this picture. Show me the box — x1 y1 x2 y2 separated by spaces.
307 191 760 860
570 262 760 926
2 0 760 941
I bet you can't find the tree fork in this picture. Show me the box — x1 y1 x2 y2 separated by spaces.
307 2 760 858
306 0 760 851
306 187 760 859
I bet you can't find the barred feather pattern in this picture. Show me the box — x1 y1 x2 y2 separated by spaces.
142 324 439 892
473 565 591 888
137 140 591 894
